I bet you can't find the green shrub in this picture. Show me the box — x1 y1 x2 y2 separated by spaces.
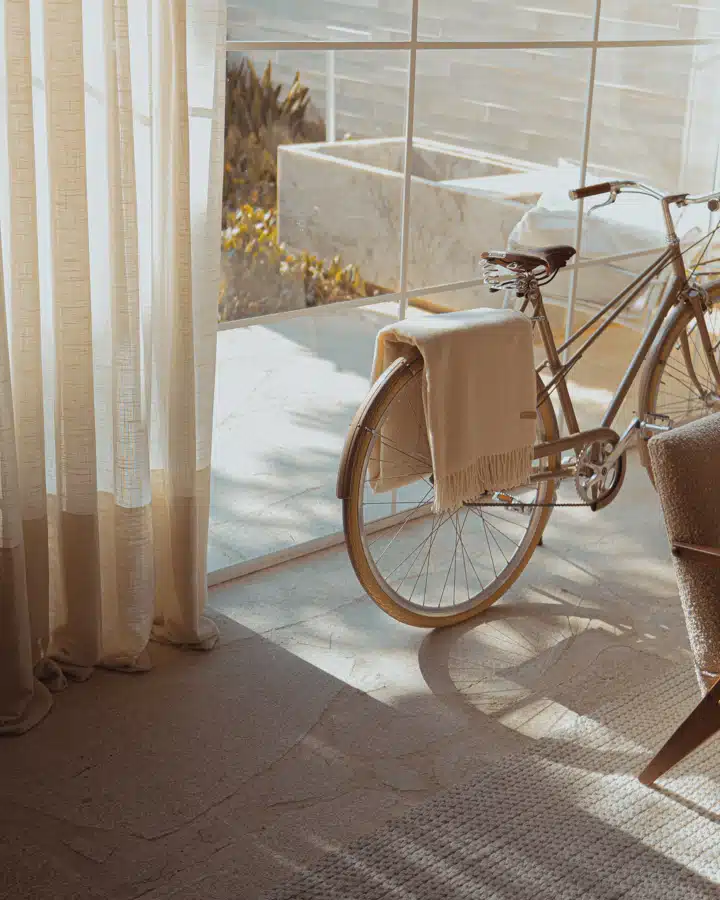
220 61 377 321
223 59 325 216
219 205 374 322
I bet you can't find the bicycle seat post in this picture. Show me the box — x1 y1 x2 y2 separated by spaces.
520 274 581 436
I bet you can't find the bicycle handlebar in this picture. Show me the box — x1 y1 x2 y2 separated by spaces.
568 182 613 201
569 180 720 211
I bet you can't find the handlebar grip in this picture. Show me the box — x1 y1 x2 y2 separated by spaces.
569 182 613 201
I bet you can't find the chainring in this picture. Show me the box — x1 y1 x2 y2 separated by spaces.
574 439 626 510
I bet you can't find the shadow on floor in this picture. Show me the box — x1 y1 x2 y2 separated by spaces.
0 596 703 900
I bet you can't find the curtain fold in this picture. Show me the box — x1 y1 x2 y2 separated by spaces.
0 0 227 734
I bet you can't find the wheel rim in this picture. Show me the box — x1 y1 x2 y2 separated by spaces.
354 369 554 619
648 303 720 427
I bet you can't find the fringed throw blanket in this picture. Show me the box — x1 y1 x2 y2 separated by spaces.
369 309 537 512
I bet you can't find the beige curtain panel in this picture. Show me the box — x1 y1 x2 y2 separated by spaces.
0 0 227 734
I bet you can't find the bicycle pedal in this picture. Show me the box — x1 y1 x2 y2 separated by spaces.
493 492 532 515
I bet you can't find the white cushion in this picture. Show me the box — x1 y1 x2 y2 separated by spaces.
509 162 706 272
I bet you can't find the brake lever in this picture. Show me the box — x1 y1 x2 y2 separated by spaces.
587 190 618 217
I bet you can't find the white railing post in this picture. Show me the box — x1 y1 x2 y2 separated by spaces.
394 0 420 513
398 0 420 322
325 49 336 142
564 0 603 361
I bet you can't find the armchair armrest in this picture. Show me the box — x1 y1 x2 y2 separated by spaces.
672 542 720 566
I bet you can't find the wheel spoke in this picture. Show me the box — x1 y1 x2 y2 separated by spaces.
691 330 716 385
456 509 472 600
438 516 461 608
366 429 432 471
661 368 701 395
383 510 449 584
473 506 528 539
453 508 485 593
479 512 512 566
481 515 523 551
369 486 434 558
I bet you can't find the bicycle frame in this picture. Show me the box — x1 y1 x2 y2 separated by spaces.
523 229 720 466
529 246 680 434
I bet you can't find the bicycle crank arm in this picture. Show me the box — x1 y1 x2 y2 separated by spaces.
604 417 670 470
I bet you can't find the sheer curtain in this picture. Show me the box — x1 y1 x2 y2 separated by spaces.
0 0 226 734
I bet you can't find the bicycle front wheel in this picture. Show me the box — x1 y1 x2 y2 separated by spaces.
638 282 720 464
341 355 560 628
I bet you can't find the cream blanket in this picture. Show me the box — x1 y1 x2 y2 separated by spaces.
369 309 537 512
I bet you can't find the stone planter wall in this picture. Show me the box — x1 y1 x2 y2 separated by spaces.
278 137 544 308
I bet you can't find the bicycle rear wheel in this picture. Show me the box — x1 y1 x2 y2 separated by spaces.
340 355 559 628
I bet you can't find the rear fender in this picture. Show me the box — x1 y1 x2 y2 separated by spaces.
336 355 421 500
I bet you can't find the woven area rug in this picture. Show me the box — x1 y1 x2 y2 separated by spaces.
264 665 720 899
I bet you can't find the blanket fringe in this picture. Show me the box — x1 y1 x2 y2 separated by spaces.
433 445 534 513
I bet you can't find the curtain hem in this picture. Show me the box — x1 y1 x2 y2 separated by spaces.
0 680 53 736
151 615 219 651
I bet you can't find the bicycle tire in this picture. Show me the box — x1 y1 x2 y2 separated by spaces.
341 356 560 628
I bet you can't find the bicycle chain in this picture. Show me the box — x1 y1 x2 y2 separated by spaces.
472 500 592 509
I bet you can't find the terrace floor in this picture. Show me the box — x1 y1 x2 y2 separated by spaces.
209 301 421 573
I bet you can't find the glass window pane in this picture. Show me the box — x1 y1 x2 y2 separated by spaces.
551 269 648 434
599 1 720 42
228 1 411 43
222 50 406 323
418 0 595 42
589 45 720 193
214 50 409 571
210 299 404 571
408 48 591 302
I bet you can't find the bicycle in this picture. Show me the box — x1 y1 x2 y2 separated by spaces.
336 180 720 627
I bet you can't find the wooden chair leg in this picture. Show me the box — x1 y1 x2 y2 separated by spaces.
639 675 720 786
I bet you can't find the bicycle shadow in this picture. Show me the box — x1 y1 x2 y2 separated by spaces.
417 599 679 734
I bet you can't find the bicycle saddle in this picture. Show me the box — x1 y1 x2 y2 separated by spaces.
481 245 576 275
